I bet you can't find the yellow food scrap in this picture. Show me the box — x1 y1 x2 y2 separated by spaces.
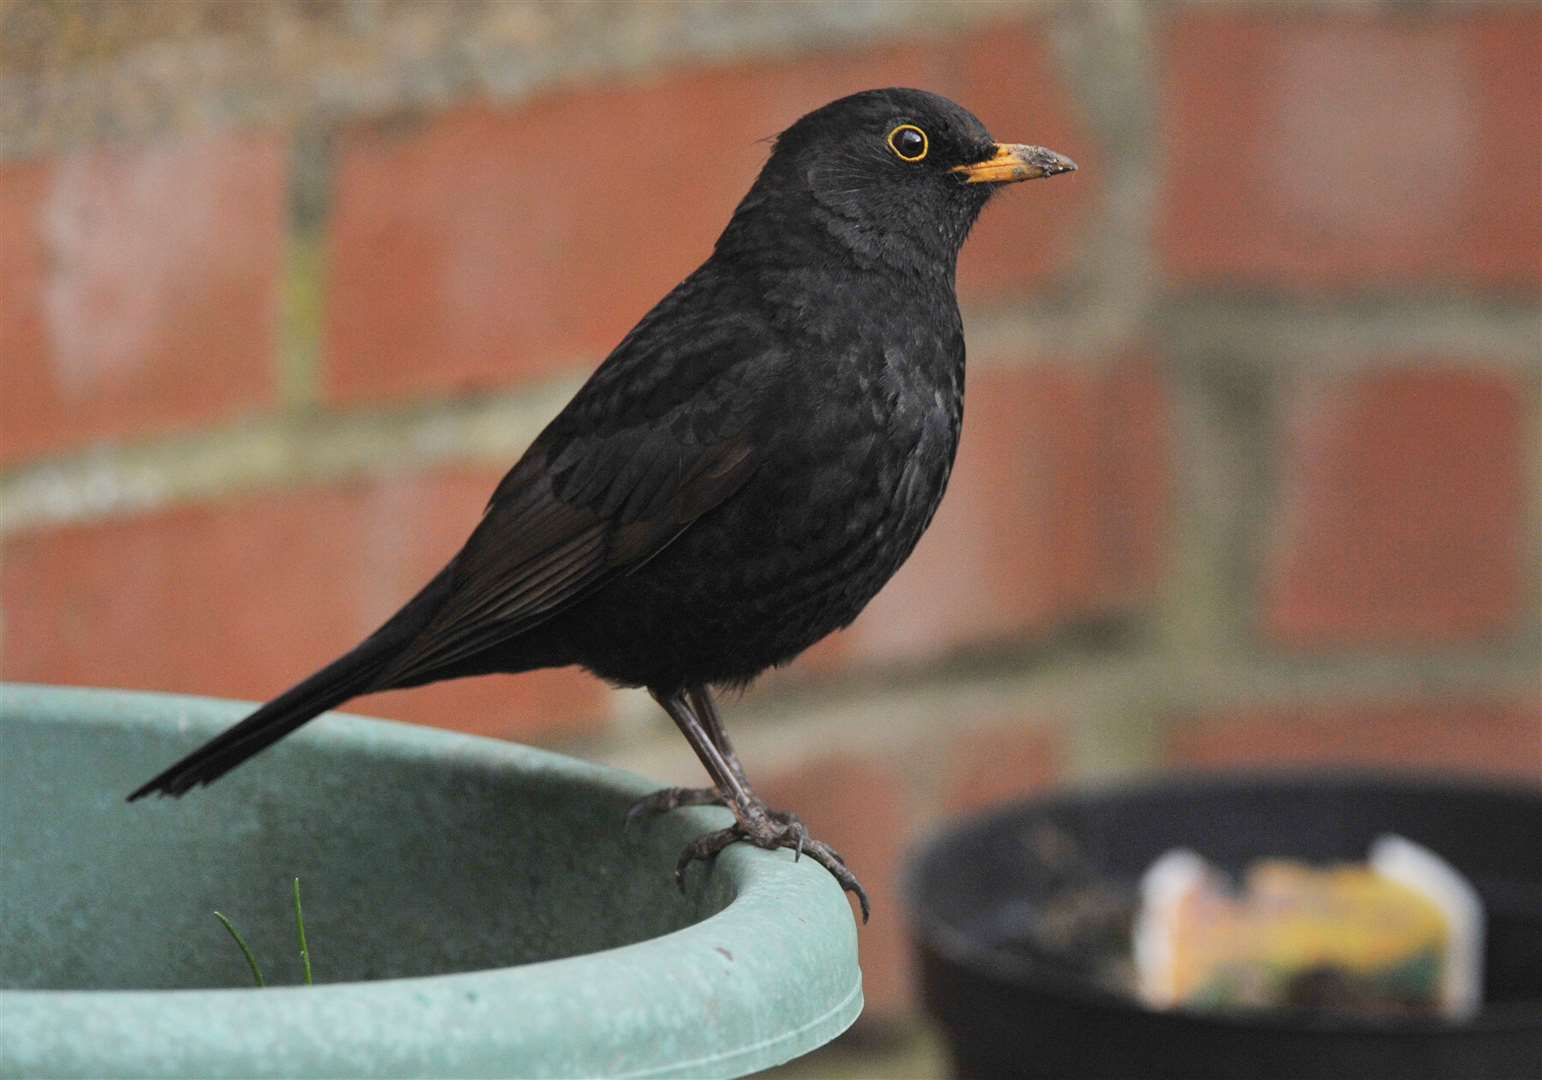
1164 861 1449 1006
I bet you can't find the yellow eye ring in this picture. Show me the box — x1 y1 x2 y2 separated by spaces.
886 124 928 163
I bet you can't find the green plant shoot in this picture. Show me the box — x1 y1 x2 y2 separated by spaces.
212 910 265 988
293 877 313 986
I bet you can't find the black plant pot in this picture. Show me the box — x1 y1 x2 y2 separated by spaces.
905 770 1542 1080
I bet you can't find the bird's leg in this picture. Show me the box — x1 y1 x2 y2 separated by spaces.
626 687 754 821
632 684 870 922
687 683 747 781
625 683 746 820
683 683 801 833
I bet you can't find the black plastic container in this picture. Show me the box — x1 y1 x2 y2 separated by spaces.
905 770 1542 1080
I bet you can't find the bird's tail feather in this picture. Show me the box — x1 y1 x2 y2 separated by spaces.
126 650 380 800
127 567 452 801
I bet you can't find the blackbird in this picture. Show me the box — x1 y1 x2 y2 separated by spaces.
129 88 1076 921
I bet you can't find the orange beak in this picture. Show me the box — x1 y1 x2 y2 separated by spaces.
952 143 1077 184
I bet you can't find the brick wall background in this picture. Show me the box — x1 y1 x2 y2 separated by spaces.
2 0 1538 1041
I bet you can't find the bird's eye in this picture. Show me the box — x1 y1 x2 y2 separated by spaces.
886 124 928 163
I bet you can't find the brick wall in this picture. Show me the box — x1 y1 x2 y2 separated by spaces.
2 0 1538 1021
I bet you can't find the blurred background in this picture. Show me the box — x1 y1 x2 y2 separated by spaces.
1 0 1537 1071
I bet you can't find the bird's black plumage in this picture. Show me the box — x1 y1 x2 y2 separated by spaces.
129 88 1076 920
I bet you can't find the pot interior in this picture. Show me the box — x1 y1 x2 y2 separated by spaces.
1 689 724 991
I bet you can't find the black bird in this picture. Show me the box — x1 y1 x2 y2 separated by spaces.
129 88 1076 921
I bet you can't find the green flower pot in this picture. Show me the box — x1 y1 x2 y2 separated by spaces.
1 684 861 1078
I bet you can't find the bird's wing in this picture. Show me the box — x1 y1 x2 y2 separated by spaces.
373 434 755 688
372 296 770 687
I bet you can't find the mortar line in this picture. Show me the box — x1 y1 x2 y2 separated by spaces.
7 290 1535 539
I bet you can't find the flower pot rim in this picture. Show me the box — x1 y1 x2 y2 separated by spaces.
1 683 863 1078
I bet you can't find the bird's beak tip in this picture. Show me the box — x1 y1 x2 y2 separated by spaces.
952 143 1078 185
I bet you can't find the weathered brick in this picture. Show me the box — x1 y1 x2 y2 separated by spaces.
1159 8 1542 290
357 667 610 743
1097 356 1170 606
940 719 1063 815
0 469 609 743
756 753 915 1014
744 716 1063 1012
945 23 1098 305
1262 365 1528 646
324 20 1094 404
848 363 1097 664
1167 699 1542 779
824 354 1169 670
0 131 287 464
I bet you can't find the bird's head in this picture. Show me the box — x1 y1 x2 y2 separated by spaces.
719 87 1076 276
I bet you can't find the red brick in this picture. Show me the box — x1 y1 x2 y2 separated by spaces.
1159 8 1542 290
816 353 1169 671
749 720 1064 1013
1262 366 1527 646
0 131 286 464
325 20 1095 404
940 719 1064 815
755 754 915 1014
356 667 607 742
1167 699 1542 780
0 470 609 743
942 24 1098 306
1094 356 1171 606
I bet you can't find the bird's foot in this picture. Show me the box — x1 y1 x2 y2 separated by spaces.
629 781 870 921
676 799 871 923
625 785 725 823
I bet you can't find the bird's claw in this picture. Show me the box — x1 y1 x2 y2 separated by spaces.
635 781 868 921
804 839 870 923
625 785 724 825
672 825 741 887
669 810 870 923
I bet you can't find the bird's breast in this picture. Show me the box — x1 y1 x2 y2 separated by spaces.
551 270 968 689
686 314 963 616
